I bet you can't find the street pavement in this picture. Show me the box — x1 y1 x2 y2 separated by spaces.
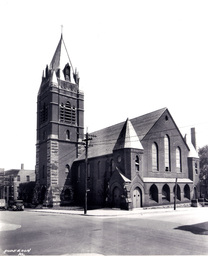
0 206 208 255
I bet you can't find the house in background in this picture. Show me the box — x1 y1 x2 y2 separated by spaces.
3 164 35 202
34 33 199 209
0 168 4 199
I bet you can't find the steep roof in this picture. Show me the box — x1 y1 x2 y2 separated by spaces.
113 118 143 150
77 107 167 160
50 34 73 72
49 34 77 84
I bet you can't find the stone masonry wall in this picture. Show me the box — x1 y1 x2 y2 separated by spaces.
47 139 60 205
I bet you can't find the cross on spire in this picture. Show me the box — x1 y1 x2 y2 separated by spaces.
61 25 63 36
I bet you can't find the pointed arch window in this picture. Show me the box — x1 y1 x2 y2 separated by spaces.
149 184 158 202
195 162 198 174
63 64 71 81
110 159 114 176
60 101 76 125
65 164 71 180
152 142 159 171
60 103 64 122
176 147 182 172
40 103 48 124
135 155 140 171
164 135 171 171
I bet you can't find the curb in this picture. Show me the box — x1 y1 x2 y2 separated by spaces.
25 206 206 217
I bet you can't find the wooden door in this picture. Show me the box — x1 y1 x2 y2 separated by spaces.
133 188 141 208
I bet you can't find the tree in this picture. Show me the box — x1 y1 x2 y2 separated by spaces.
198 145 208 198
19 182 36 204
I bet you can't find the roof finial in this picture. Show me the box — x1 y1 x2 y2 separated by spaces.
61 25 63 37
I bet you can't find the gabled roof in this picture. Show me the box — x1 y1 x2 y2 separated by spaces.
4 169 20 176
109 167 131 187
76 108 167 160
119 170 131 183
113 118 143 150
130 107 167 140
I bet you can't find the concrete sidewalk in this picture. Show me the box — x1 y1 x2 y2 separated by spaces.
26 205 203 217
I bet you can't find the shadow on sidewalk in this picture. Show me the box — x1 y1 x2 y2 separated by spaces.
175 221 208 235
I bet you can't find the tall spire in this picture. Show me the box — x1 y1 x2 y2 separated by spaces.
49 34 76 83
50 35 73 71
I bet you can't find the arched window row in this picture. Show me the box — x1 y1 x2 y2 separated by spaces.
77 159 116 182
149 184 191 202
151 136 182 172
60 101 76 125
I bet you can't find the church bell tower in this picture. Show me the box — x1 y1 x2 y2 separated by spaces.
34 34 84 206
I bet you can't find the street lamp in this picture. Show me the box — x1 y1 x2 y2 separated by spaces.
174 178 178 210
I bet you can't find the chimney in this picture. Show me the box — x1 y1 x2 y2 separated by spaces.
21 163 24 170
191 128 197 149
184 134 187 142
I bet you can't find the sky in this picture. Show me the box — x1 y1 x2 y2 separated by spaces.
0 0 208 170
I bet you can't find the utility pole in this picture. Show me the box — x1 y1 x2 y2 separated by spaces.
174 178 178 210
82 131 92 215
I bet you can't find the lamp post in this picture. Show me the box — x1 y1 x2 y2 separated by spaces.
174 178 178 210
84 132 88 215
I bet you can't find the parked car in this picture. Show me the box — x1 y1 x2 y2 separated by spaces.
0 199 7 210
8 200 24 211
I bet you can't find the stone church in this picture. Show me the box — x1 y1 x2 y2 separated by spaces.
34 34 199 209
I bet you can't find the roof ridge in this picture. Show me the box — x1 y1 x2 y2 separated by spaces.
130 107 167 122
90 107 167 135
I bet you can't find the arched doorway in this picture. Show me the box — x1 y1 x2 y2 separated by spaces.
64 188 71 201
149 184 158 202
113 186 121 208
173 184 181 201
162 184 170 202
184 184 190 199
133 188 142 208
